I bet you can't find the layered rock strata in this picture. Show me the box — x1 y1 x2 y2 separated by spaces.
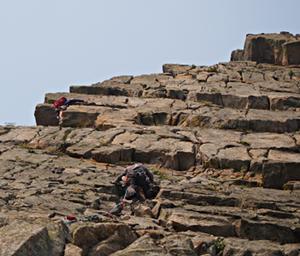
0 125 300 255
231 32 300 65
1 45 300 255
35 61 300 189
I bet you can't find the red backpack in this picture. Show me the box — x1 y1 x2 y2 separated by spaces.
52 97 67 109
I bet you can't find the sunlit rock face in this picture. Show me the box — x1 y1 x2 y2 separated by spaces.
1 33 300 256
231 32 300 66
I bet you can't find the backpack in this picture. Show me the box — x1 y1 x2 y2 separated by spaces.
126 164 150 186
53 97 67 109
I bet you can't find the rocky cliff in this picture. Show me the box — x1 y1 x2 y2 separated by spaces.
1 33 300 256
231 32 300 65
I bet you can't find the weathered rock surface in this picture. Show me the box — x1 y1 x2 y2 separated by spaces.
32 59 300 189
72 222 137 255
1 124 299 255
1 34 300 255
231 32 300 65
0 218 69 256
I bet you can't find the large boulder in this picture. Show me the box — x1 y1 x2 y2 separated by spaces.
71 222 137 255
231 32 300 65
34 104 59 126
111 234 197 256
282 40 300 65
230 49 244 61
223 237 300 256
0 219 69 256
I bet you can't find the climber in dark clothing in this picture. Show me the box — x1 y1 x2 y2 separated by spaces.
114 163 154 198
110 163 159 215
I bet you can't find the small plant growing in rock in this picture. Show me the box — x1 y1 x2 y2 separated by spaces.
214 237 225 254
288 70 295 79
239 141 250 147
207 66 219 73
150 168 167 180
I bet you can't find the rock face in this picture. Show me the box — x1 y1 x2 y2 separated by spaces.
0 219 69 256
34 60 300 189
1 33 300 255
283 41 300 65
231 32 300 65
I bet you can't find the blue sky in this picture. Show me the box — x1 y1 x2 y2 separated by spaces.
0 0 299 125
